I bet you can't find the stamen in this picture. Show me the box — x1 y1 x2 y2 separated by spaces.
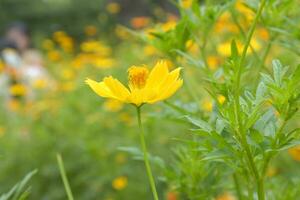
128 66 149 89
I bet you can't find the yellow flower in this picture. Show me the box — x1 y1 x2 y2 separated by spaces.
10 84 27 96
249 38 261 53
181 0 193 9
53 31 67 41
217 39 260 57
86 60 183 107
202 99 213 112
112 176 128 190
80 40 111 55
161 20 177 32
143 27 157 40
256 28 270 41
217 41 243 57
8 99 21 112
186 40 199 54
33 79 47 89
94 58 115 69
235 0 254 22
0 59 4 72
217 95 226 105
106 2 121 14
62 69 75 80
288 146 300 161
58 36 74 52
207 56 220 70
214 12 238 34
47 50 61 61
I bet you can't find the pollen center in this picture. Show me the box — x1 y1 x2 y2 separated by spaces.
128 66 149 89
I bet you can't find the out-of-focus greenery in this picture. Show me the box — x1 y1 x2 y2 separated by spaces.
0 0 300 199
0 0 105 35
0 0 177 39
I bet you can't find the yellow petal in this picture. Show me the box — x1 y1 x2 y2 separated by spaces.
103 76 130 101
85 78 114 98
146 60 169 89
159 79 183 100
128 90 143 106
147 68 183 103
157 67 181 90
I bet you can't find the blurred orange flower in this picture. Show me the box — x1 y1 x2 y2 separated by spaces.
131 16 150 29
288 146 300 161
216 193 236 200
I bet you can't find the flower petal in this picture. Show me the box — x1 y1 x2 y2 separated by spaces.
103 76 130 101
145 67 182 104
157 67 181 91
158 79 183 100
85 78 114 98
128 90 143 106
146 60 169 89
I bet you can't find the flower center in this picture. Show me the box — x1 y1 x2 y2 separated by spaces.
128 66 149 89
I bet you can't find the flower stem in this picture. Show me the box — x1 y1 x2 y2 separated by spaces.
136 107 159 200
57 153 75 200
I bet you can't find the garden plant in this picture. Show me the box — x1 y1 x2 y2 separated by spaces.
0 0 299 200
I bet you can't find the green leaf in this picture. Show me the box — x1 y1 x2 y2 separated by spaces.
245 101 266 130
200 150 229 162
251 129 264 144
0 170 37 200
272 59 283 86
216 118 226 134
255 82 266 104
185 116 212 133
254 108 277 137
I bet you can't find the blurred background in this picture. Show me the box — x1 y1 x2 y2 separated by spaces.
0 0 177 40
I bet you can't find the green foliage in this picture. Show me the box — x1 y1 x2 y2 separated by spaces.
0 170 37 200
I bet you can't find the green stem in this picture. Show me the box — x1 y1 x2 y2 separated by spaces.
245 169 254 200
240 132 262 196
233 173 243 200
235 0 267 90
57 153 75 200
230 9 263 65
136 107 159 200
233 0 267 199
